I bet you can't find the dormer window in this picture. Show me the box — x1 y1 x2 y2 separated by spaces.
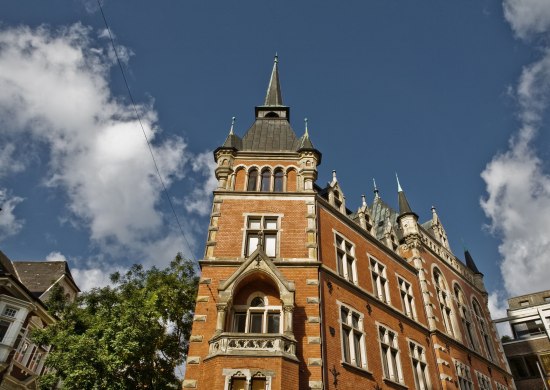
264 111 279 118
333 191 343 210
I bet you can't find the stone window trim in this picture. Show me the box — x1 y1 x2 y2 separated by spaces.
0 297 32 349
243 165 293 193
396 274 416 320
333 231 357 285
407 338 431 390
370 256 391 305
338 301 367 370
231 294 282 334
376 322 404 384
242 214 282 258
222 368 274 390
432 267 456 338
472 297 495 361
475 370 493 390
453 283 478 350
453 359 474 390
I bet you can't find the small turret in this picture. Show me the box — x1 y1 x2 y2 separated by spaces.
396 175 419 238
464 249 486 292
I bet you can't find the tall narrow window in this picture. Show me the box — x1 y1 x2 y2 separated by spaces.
245 216 278 257
340 306 366 369
398 277 416 319
473 298 495 361
247 169 258 191
261 169 271 192
371 258 390 304
379 325 403 383
475 371 493 390
434 269 454 337
454 360 474 390
409 341 430 390
273 169 284 192
454 285 477 350
335 234 356 283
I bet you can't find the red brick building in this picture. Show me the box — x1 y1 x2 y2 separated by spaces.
183 58 514 390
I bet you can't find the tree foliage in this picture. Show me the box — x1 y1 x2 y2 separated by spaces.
33 254 198 390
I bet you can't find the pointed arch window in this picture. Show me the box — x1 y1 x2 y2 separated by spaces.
434 269 455 337
472 298 495 361
247 169 258 191
273 169 284 192
261 169 271 192
454 285 477 350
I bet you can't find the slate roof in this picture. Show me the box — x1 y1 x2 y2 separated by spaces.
241 118 300 152
13 261 78 298
370 195 400 241
0 251 18 276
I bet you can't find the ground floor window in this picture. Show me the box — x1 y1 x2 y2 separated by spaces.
224 369 272 390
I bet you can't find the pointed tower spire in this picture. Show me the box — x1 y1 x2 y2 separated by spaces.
464 249 482 275
373 178 380 198
396 174 415 216
264 54 283 106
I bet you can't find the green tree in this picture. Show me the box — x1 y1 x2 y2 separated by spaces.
33 253 198 390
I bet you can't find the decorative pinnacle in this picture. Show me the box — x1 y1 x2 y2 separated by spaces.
304 117 309 136
396 173 403 192
431 205 436 213
361 194 367 207
373 178 379 196
274 53 278 63
229 116 236 135
332 170 337 182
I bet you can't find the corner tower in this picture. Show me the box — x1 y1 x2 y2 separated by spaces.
184 57 324 390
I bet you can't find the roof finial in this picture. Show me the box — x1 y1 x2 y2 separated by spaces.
265 54 283 106
431 205 436 214
304 117 309 136
361 194 367 207
229 116 236 135
274 52 278 63
332 170 337 182
373 178 379 197
396 173 403 192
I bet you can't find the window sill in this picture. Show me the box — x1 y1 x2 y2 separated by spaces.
383 377 408 389
340 361 373 376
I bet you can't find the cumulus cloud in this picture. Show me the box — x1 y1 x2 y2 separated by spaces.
45 251 67 262
0 23 200 275
183 151 218 216
481 2 550 297
0 188 24 240
0 143 26 177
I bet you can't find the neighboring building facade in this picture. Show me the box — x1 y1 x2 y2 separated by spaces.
495 290 550 390
0 251 79 389
183 58 514 390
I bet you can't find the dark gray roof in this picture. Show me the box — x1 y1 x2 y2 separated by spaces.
370 196 400 240
241 118 300 152
398 190 414 216
13 261 77 297
464 250 482 275
221 132 243 150
265 57 283 106
297 133 315 151
0 251 18 276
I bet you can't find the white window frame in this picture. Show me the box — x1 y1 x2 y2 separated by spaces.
408 339 430 390
243 215 280 258
339 303 367 369
371 258 390 304
334 233 357 284
454 359 474 390
397 276 416 319
232 295 282 334
378 324 403 384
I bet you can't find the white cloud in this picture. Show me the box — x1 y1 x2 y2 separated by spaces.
0 143 26 177
0 188 24 240
0 24 198 263
504 0 550 40
481 7 550 298
71 266 123 291
183 151 217 216
45 251 67 262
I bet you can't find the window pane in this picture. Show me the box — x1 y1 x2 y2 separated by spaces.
247 170 258 191
265 235 276 257
261 171 271 192
353 332 362 366
250 313 263 333
0 320 10 342
250 297 264 307
247 235 259 255
234 313 246 333
267 313 280 333
341 307 348 322
231 378 247 390
264 219 277 229
342 327 351 363
248 219 261 229
251 378 266 390
274 171 284 192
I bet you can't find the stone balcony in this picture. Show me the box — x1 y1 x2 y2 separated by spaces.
207 333 298 360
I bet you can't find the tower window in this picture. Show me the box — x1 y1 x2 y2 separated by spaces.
264 111 279 118
245 216 279 257
232 295 282 334
261 169 271 192
247 169 258 191
273 169 284 192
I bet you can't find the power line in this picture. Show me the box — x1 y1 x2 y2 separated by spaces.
97 0 196 261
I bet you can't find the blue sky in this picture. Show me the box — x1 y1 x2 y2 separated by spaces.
1 1 549 314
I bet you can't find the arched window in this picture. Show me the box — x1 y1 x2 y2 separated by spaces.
454 285 477 349
273 169 284 192
333 190 343 210
434 269 455 337
247 169 258 191
261 169 271 192
232 295 281 334
473 298 495 361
